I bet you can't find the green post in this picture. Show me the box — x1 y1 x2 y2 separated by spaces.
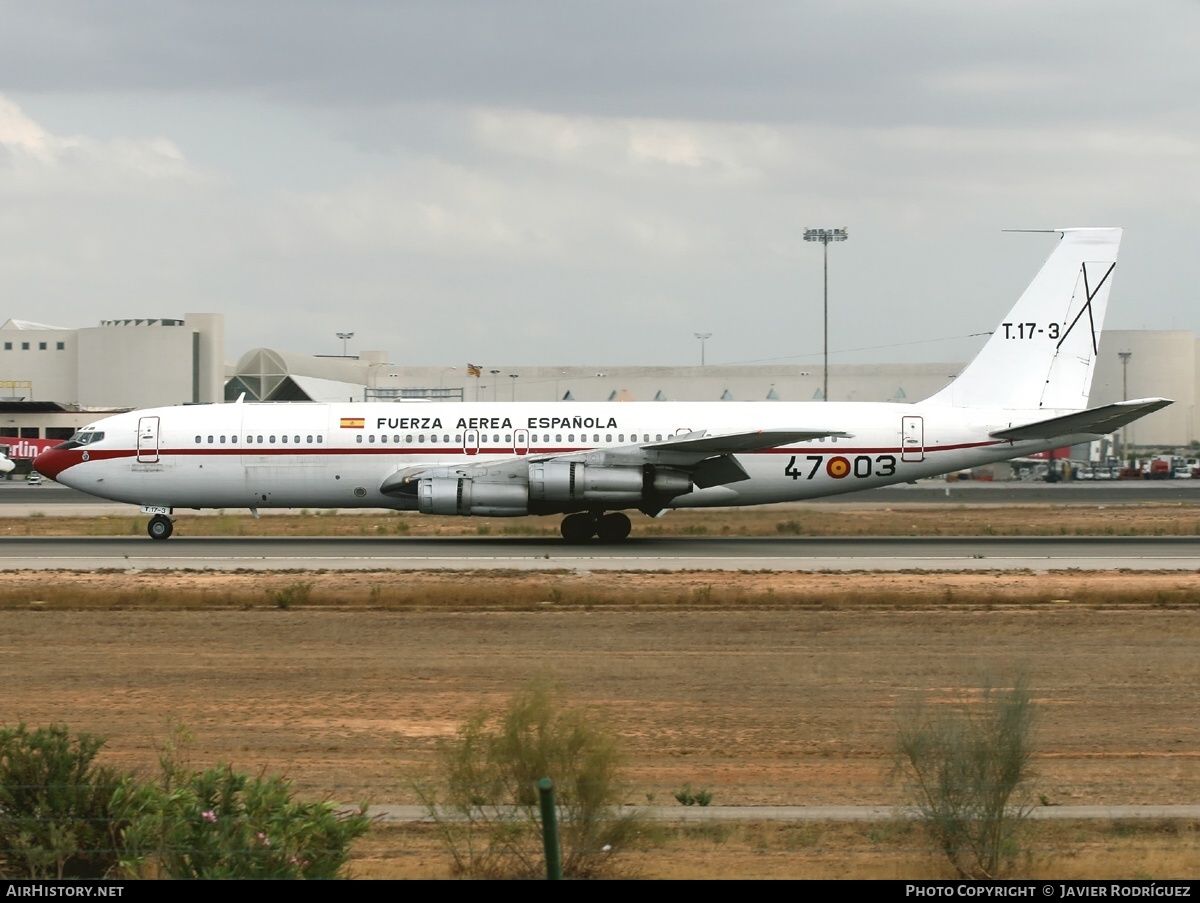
538 777 562 880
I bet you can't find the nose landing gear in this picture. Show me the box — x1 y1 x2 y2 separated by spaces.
147 514 175 540
559 511 632 543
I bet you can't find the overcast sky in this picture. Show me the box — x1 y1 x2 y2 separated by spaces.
1 1 1198 370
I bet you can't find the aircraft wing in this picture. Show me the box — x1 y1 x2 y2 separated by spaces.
645 428 851 455
989 398 1173 442
379 427 847 497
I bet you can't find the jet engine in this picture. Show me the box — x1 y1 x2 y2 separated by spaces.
528 461 690 505
417 477 528 516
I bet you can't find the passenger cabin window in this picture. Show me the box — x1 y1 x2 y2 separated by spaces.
195 435 201 443
356 435 363 444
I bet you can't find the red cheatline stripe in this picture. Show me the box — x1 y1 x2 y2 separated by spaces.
58 439 1003 462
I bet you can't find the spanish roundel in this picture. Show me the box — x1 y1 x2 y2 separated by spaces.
826 456 851 478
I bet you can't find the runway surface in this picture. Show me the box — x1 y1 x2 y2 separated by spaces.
7 480 1200 509
4 535 1200 571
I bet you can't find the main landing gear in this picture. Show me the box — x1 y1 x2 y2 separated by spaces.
147 514 174 541
560 511 632 543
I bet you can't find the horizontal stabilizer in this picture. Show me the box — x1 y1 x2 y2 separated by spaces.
989 398 1172 442
648 428 849 455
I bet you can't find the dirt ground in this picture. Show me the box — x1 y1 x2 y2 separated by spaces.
2 568 1198 810
3 500 1199 877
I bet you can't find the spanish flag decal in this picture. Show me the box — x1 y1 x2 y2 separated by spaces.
340 417 365 429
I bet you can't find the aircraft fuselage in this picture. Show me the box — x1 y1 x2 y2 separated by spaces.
35 399 1071 513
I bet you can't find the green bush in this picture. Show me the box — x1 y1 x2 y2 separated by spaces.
1 721 371 880
116 765 371 879
268 581 314 609
895 676 1036 879
674 785 714 807
0 724 127 879
424 678 638 878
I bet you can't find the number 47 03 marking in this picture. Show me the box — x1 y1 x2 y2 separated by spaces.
784 454 896 480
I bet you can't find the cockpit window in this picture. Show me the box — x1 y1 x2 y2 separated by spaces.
56 429 105 450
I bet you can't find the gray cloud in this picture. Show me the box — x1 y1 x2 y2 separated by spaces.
0 1 1197 368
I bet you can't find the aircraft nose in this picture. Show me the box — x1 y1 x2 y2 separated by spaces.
33 447 75 481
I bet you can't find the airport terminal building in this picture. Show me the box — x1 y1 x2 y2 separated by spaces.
1 310 1197 454
223 330 1196 450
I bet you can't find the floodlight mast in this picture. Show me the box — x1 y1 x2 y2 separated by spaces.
694 332 712 366
803 227 848 402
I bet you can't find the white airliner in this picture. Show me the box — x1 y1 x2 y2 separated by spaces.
35 228 1170 542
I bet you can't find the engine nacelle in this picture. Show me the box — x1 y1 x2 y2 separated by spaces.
417 477 528 516
528 461 690 505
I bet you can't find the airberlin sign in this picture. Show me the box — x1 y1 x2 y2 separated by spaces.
0 438 58 459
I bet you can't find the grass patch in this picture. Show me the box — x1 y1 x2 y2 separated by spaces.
350 818 1200 879
0 569 1199 612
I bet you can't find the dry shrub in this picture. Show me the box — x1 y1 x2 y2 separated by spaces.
421 678 638 878
895 675 1036 879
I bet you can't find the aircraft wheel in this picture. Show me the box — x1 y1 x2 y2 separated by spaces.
595 512 632 542
560 513 595 543
147 515 174 541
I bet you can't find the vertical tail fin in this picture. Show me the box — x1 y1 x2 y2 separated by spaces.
928 228 1121 410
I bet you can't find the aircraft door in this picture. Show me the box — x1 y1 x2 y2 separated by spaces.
136 416 160 463
513 429 530 456
463 429 480 456
901 415 925 463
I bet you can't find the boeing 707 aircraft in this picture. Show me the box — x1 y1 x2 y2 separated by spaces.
34 228 1170 541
